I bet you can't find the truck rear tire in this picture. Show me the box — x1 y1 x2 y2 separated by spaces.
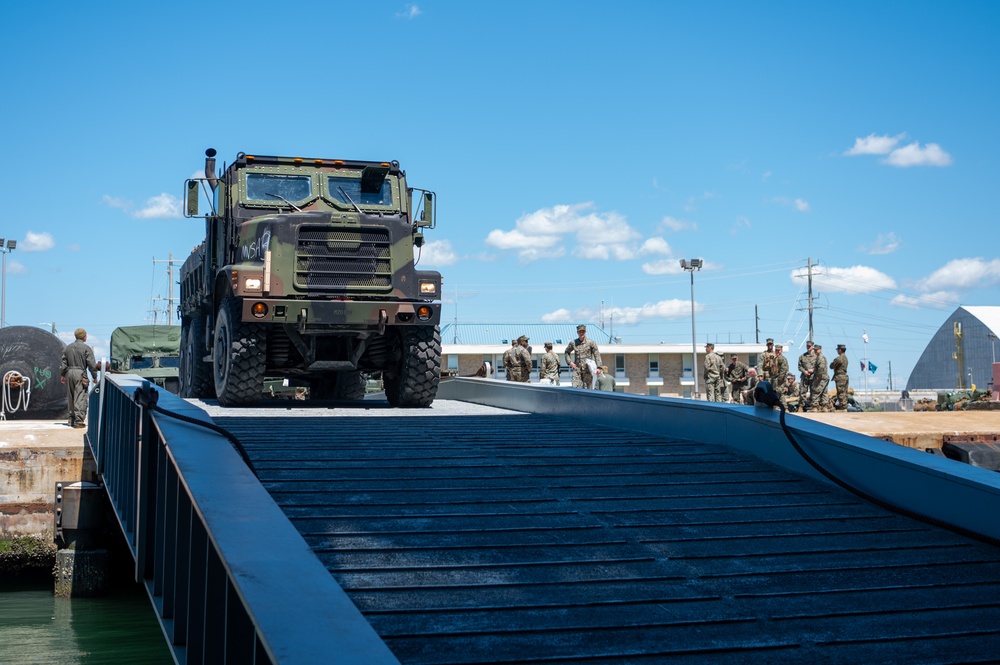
384 326 440 407
213 298 266 406
180 318 214 398
312 371 367 401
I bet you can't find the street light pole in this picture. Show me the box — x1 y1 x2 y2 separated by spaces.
680 259 703 399
0 239 16 329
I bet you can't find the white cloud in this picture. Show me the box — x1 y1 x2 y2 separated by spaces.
486 203 640 263
542 299 695 326
883 142 953 168
104 193 183 219
845 133 905 156
134 193 183 219
858 232 900 255
641 259 683 275
102 194 131 212
916 257 1000 292
396 3 421 18
792 265 896 294
890 291 959 309
5 260 27 275
540 308 574 323
419 239 458 267
659 216 697 232
639 237 671 256
20 231 55 252
772 197 810 212
730 216 751 234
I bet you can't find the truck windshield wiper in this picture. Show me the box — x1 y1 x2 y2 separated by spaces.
338 186 363 214
265 192 302 212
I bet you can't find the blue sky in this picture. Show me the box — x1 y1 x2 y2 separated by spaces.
1 2 998 388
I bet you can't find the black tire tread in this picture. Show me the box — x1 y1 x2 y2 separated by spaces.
385 326 440 407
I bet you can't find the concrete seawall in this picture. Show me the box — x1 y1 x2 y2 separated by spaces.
0 421 96 538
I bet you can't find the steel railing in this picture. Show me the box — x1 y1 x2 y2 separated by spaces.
87 374 398 665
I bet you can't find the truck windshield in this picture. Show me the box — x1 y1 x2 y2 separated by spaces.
328 176 394 207
246 173 312 202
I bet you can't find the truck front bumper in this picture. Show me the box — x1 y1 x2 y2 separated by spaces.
240 299 441 331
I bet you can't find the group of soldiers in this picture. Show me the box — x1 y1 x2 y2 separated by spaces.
503 324 615 390
703 338 852 412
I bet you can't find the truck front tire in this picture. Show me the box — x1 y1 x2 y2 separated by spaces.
213 298 266 406
384 326 441 407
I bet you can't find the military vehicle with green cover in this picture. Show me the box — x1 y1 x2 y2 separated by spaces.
110 325 181 394
180 149 442 407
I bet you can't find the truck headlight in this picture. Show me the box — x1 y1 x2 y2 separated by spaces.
419 280 436 296
245 277 262 292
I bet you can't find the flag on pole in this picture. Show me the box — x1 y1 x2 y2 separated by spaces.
860 361 866 372
868 361 877 374
862 332 869 344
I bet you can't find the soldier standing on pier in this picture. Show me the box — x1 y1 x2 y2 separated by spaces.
565 325 601 389
831 344 850 411
60 328 100 429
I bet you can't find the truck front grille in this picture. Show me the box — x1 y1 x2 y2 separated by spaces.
296 226 392 292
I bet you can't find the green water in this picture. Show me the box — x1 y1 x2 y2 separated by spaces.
0 579 173 665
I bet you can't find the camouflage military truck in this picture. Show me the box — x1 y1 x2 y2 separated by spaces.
180 149 442 407
110 325 181 394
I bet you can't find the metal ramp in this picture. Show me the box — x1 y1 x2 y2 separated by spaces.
214 411 1000 664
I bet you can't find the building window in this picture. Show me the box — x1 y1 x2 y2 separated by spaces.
447 355 458 372
682 353 693 379
649 354 660 377
748 353 758 368
615 354 625 378
648 387 659 396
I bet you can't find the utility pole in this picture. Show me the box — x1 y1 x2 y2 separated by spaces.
807 257 814 342
152 254 180 325
754 305 759 344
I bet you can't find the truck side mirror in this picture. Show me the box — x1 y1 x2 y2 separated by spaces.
416 191 435 229
185 180 199 217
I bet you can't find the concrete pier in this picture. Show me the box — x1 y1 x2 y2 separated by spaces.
53 548 109 598
0 421 95 538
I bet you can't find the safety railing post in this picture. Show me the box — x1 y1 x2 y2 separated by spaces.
133 381 160 583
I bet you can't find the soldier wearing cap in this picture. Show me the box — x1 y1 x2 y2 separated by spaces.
511 335 533 382
565 324 601 389
831 344 850 411
502 340 517 381
798 340 815 408
595 365 616 391
782 372 801 411
539 342 561 385
809 343 831 412
703 343 726 402
726 354 749 403
772 343 789 400
759 338 777 382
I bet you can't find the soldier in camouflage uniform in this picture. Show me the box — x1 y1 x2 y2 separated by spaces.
703 343 726 402
759 338 777 382
511 335 533 383
726 354 749 403
809 343 831 412
782 373 801 411
797 341 815 409
60 328 100 429
831 344 850 411
771 344 790 401
502 340 517 381
539 342 561 385
565 324 602 389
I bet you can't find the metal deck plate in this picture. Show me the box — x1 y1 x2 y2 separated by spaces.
213 406 1000 664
